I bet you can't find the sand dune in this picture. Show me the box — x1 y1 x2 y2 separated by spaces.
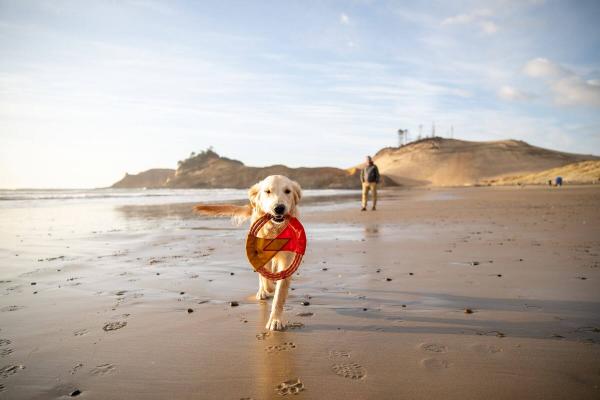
485 160 600 185
372 137 598 186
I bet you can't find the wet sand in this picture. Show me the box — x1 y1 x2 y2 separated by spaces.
1 186 599 399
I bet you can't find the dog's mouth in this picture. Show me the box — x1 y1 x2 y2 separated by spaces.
271 214 286 224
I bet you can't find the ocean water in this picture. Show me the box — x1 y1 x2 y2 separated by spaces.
0 188 359 278
0 188 357 207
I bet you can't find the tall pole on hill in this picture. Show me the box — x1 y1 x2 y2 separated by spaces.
398 129 410 146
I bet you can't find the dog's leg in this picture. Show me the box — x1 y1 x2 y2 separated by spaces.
266 253 293 331
265 277 291 331
256 274 274 300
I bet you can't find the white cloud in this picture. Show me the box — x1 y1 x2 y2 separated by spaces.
498 85 533 101
552 76 600 107
442 9 492 25
523 58 567 78
480 20 498 34
340 13 350 25
442 9 497 34
523 58 600 107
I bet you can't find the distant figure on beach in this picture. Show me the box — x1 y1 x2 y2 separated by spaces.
361 155 380 211
555 176 563 187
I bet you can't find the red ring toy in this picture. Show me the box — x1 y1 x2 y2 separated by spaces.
245 214 307 281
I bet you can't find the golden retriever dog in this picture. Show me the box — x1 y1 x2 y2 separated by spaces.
194 175 302 331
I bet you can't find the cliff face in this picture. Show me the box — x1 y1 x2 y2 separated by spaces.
111 169 175 189
371 138 599 186
112 150 395 189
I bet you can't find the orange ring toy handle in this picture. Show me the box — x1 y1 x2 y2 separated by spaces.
245 214 306 281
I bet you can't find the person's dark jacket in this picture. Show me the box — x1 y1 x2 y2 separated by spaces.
361 164 380 183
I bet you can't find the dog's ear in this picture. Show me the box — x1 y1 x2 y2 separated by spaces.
248 182 261 210
291 180 302 205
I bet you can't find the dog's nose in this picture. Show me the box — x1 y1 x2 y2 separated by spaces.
274 204 286 215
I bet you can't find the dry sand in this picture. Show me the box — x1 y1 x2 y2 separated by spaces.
486 160 600 186
1 186 599 399
372 138 598 186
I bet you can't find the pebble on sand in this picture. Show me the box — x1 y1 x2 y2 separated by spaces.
465 308 474 314
70 389 81 397
230 301 239 307
301 301 310 306
386 278 392 282
187 308 194 313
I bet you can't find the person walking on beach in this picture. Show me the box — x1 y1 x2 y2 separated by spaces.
361 155 380 211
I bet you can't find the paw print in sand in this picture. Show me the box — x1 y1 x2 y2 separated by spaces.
265 342 296 353
332 362 366 380
276 378 305 396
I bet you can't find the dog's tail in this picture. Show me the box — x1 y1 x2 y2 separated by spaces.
194 204 253 225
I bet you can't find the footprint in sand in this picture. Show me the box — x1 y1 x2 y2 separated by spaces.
0 305 24 312
420 343 448 353
102 321 127 331
328 350 351 360
73 329 89 337
475 330 506 338
0 348 14 358
70 363 84 375
470 343 502 354
286 322 304 330
90 363 116 376
332 362 367 380
0 364 25 378
0 339 11 347
265 342 296 353
256 332 271 341
420 358 452 370
276 378 305 396
296 312 313 317
0 383 5 392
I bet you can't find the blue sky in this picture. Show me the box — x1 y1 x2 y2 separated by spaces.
1 0 599 188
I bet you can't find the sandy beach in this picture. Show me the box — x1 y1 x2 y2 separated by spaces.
1 186 599 399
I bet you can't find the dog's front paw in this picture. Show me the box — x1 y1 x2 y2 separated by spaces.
266 316 286 331
256 288 273 300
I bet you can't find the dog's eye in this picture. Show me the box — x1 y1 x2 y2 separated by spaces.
284 189 291 194
265 189 271 194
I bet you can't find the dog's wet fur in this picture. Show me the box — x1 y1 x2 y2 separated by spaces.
194 175 302 331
